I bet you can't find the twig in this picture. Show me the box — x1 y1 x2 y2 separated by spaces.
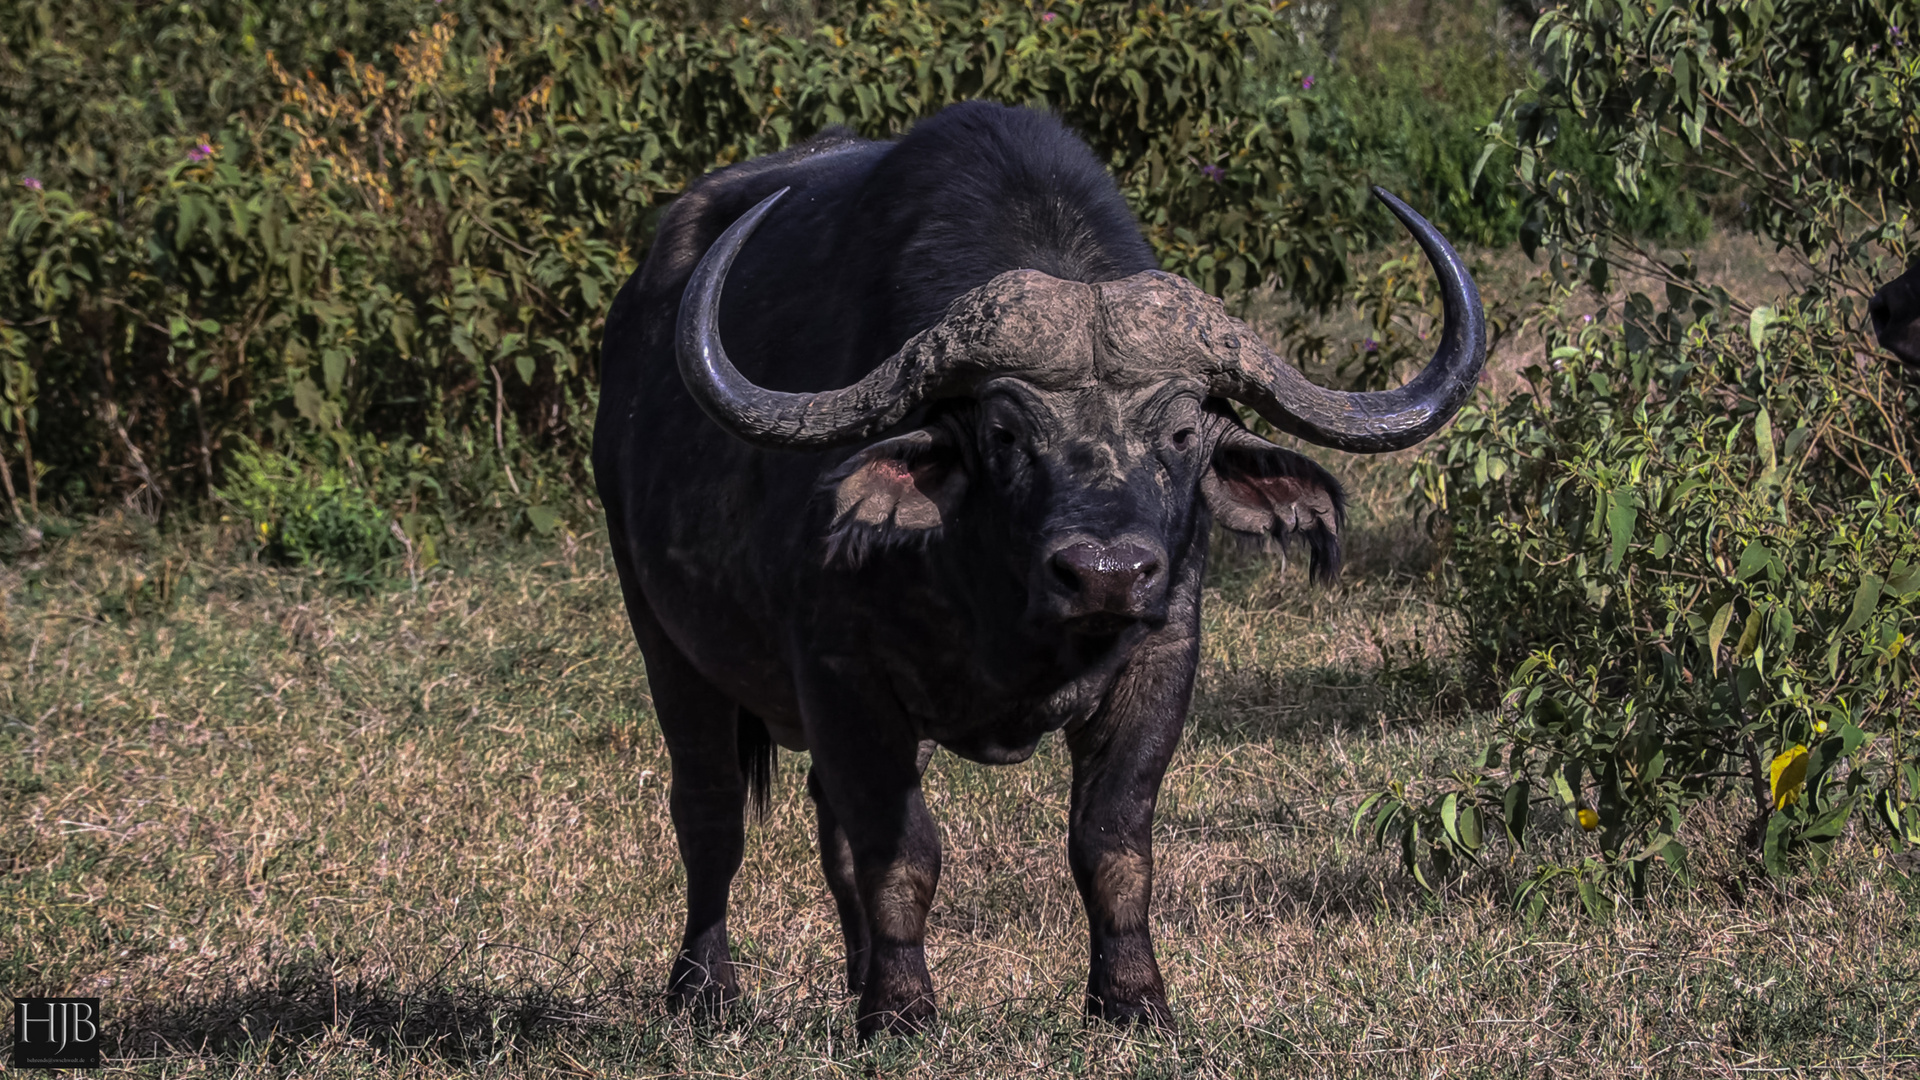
489 363 524 497
0 440 22 525
99 345 161 516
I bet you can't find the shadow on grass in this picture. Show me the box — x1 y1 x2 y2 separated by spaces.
108 958 647 1065
1187 657 1470 746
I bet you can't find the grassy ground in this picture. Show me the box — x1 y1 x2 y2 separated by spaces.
5 440 1917 1077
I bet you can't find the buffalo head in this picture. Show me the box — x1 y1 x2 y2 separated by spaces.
676 187 1486 636
1870 262 1920 368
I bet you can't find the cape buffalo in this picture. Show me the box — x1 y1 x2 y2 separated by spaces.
593 101 1486 1035
1870 261 1920 368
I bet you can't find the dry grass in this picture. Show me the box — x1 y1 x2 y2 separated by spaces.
4 451 1916 1079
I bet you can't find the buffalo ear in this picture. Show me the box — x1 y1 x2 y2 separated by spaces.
822 428 968 568
1203 426 1345 581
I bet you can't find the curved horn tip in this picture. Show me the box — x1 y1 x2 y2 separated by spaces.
1369 185 1428 230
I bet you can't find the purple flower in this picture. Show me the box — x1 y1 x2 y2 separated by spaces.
21 176 42 191
186 142 214 163
1583 313 1594 323
1363 337 1378 353
1199 164 1225 183
1301 75 1315 90
1041 10 1056 21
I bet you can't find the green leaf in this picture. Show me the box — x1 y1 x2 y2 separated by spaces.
1404 819 1430 891
1735 605 1763 660
175 194 207 250
1577 876 1609 919
322 350 347 396
1457 804 1483 850
292 377 325 429
1606 492 1637 571
515 354 537 386
1753 407 1775 470
1352 791 1385 837
1662 840 1692 886
526 506 562 535
1503 780 1530 846
1734 540 1774 581
1762 812 1791 876
1635 831 1673 862
1802 797 1853 843
1837 574 1884 640
1707 601 1735 674
1469 142 1499 192
1748 305 1775 350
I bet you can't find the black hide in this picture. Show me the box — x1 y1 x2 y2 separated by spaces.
592 102 1347 1035
1870 262 1920 369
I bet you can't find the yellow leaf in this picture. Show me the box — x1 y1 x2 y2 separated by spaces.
1770 745 1809 810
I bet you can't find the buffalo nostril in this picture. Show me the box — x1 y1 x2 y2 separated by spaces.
1051 547 1092 593
1050 543 1104 596
1048 542 1163 612
1132 552 1162 583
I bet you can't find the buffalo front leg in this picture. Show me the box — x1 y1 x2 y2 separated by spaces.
807 742 939 998
807 766 870 995
1065 636 1197 1028
801 669 942 1037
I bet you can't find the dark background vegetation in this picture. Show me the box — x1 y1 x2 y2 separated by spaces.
1 0 1699 542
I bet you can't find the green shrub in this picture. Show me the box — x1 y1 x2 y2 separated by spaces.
1354 0 1920 914
1311 0 1532 248
1489 0 1917 292
217 437 445 580
1372 295 1920 912
1 0 1380 527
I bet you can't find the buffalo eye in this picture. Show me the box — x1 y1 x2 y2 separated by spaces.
1169 427 1197 451
990 426 1018 448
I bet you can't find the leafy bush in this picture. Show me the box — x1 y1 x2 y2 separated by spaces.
1 0 1385 530
1311 0 1533 248
1362 0 1920 910
1489 0 1917 293
217 437 443 579
1379 298 1920 912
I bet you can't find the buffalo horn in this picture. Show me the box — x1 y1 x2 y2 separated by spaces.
677 187 1009 449
1202 186 1487 453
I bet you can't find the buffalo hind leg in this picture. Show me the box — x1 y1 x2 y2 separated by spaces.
624 620 750 1010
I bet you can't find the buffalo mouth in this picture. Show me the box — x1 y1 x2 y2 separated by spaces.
1062 611 1140 639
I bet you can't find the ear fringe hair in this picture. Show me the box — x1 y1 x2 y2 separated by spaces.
1215 432 1347 584
821 517 946 571
1216 518 1344 584
1299 513 1344 584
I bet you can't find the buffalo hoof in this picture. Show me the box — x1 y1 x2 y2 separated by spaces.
1086 991 1174 1030
666 954 739 1015
855 988 937 1039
